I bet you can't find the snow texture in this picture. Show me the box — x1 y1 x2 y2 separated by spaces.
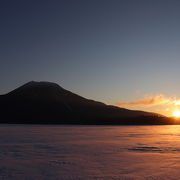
0 125 180 179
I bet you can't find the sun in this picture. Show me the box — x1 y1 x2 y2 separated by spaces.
173 110 180 118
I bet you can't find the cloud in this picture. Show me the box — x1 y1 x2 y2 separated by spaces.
116 94 172 107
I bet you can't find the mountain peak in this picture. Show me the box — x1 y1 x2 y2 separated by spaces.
21 81 63 89
6 81 66 98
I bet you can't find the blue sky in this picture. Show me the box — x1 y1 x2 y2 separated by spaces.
1 0 180 115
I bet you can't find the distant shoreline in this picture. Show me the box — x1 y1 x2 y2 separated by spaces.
0 123 180 126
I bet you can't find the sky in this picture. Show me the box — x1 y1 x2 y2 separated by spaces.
1 0 180 116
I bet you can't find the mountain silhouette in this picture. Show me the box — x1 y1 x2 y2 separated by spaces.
0 81 172 124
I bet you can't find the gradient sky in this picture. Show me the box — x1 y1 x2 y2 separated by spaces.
1 0 180 116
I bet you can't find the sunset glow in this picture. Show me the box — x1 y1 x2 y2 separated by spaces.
173 110 180 118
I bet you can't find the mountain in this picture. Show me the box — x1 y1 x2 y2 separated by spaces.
0 81 172 124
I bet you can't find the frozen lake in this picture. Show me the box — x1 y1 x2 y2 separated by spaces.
1 125 180 179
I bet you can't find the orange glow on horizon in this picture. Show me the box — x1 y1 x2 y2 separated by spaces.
173 110 180 118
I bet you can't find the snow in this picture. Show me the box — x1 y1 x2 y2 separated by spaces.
0 125 180 179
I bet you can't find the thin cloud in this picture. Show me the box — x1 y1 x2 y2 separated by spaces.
116 94 172 107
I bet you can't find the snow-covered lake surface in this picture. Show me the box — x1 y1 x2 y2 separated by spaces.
1 125 180 180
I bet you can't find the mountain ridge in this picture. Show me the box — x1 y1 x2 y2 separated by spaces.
0 81 173 125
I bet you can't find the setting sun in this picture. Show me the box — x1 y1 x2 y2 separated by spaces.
173 110 180 118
